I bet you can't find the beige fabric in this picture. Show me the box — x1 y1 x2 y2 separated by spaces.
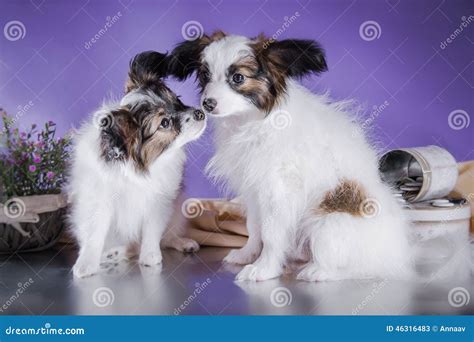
450 161 474 232
183 199 247 247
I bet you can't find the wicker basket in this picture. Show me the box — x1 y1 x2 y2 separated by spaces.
0 194 67 254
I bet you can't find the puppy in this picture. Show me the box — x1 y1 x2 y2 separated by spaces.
69 51 206 278
162 32 412 281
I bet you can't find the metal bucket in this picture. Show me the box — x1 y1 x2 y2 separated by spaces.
379 145 458 202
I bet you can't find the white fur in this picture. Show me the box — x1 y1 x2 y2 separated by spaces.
202 35 413 281
69 96 205 278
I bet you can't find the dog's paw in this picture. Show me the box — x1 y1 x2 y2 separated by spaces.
178 239 200 253
296 265 339 282
236 264 281 281
73 262 99 278
224 248 258 265
102 246 128 263
139 251 163 267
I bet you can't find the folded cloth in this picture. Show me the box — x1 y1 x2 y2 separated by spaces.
183 199 248 248
185 161 474 247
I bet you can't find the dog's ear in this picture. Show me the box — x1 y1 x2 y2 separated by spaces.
164 31 227 81
126 51 168 92
264 39 328 77
165 39 208 80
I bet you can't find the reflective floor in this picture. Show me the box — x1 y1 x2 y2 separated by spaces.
0 244 472 315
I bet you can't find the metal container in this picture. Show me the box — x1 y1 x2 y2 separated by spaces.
379 145 458 202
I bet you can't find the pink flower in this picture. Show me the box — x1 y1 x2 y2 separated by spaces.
46 171 54 179
33 154 41 163
28 165 36 172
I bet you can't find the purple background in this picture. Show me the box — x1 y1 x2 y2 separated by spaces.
1 0 472 198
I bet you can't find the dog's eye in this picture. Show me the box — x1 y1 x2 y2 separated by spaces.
160 118 170 129
201 71 211 83
232 73 245 84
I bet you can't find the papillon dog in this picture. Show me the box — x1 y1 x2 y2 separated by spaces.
161 32 412 281
69 51 206 278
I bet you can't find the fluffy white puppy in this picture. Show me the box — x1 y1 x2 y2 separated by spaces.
164 32 412 281
69 51 206 278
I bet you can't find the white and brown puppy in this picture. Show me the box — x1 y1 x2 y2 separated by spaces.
69 51 206 278
163 32 413 281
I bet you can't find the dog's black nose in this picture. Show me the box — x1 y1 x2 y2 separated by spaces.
193 109 205 121
202 98 217 112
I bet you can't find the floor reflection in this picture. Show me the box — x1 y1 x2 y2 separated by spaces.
0 243 472 315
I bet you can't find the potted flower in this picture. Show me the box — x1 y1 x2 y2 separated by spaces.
0 109 71 253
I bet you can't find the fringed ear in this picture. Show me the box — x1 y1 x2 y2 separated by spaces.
165 38 208 81
94 107 131 163
264 39 328 77
164 31 226 80
126 51 169 92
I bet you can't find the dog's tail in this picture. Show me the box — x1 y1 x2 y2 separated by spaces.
297 182 416 281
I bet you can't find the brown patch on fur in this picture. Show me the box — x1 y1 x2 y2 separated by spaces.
224 38 287 113
139 112 178 169
319 179 367 216
248 36 289 112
